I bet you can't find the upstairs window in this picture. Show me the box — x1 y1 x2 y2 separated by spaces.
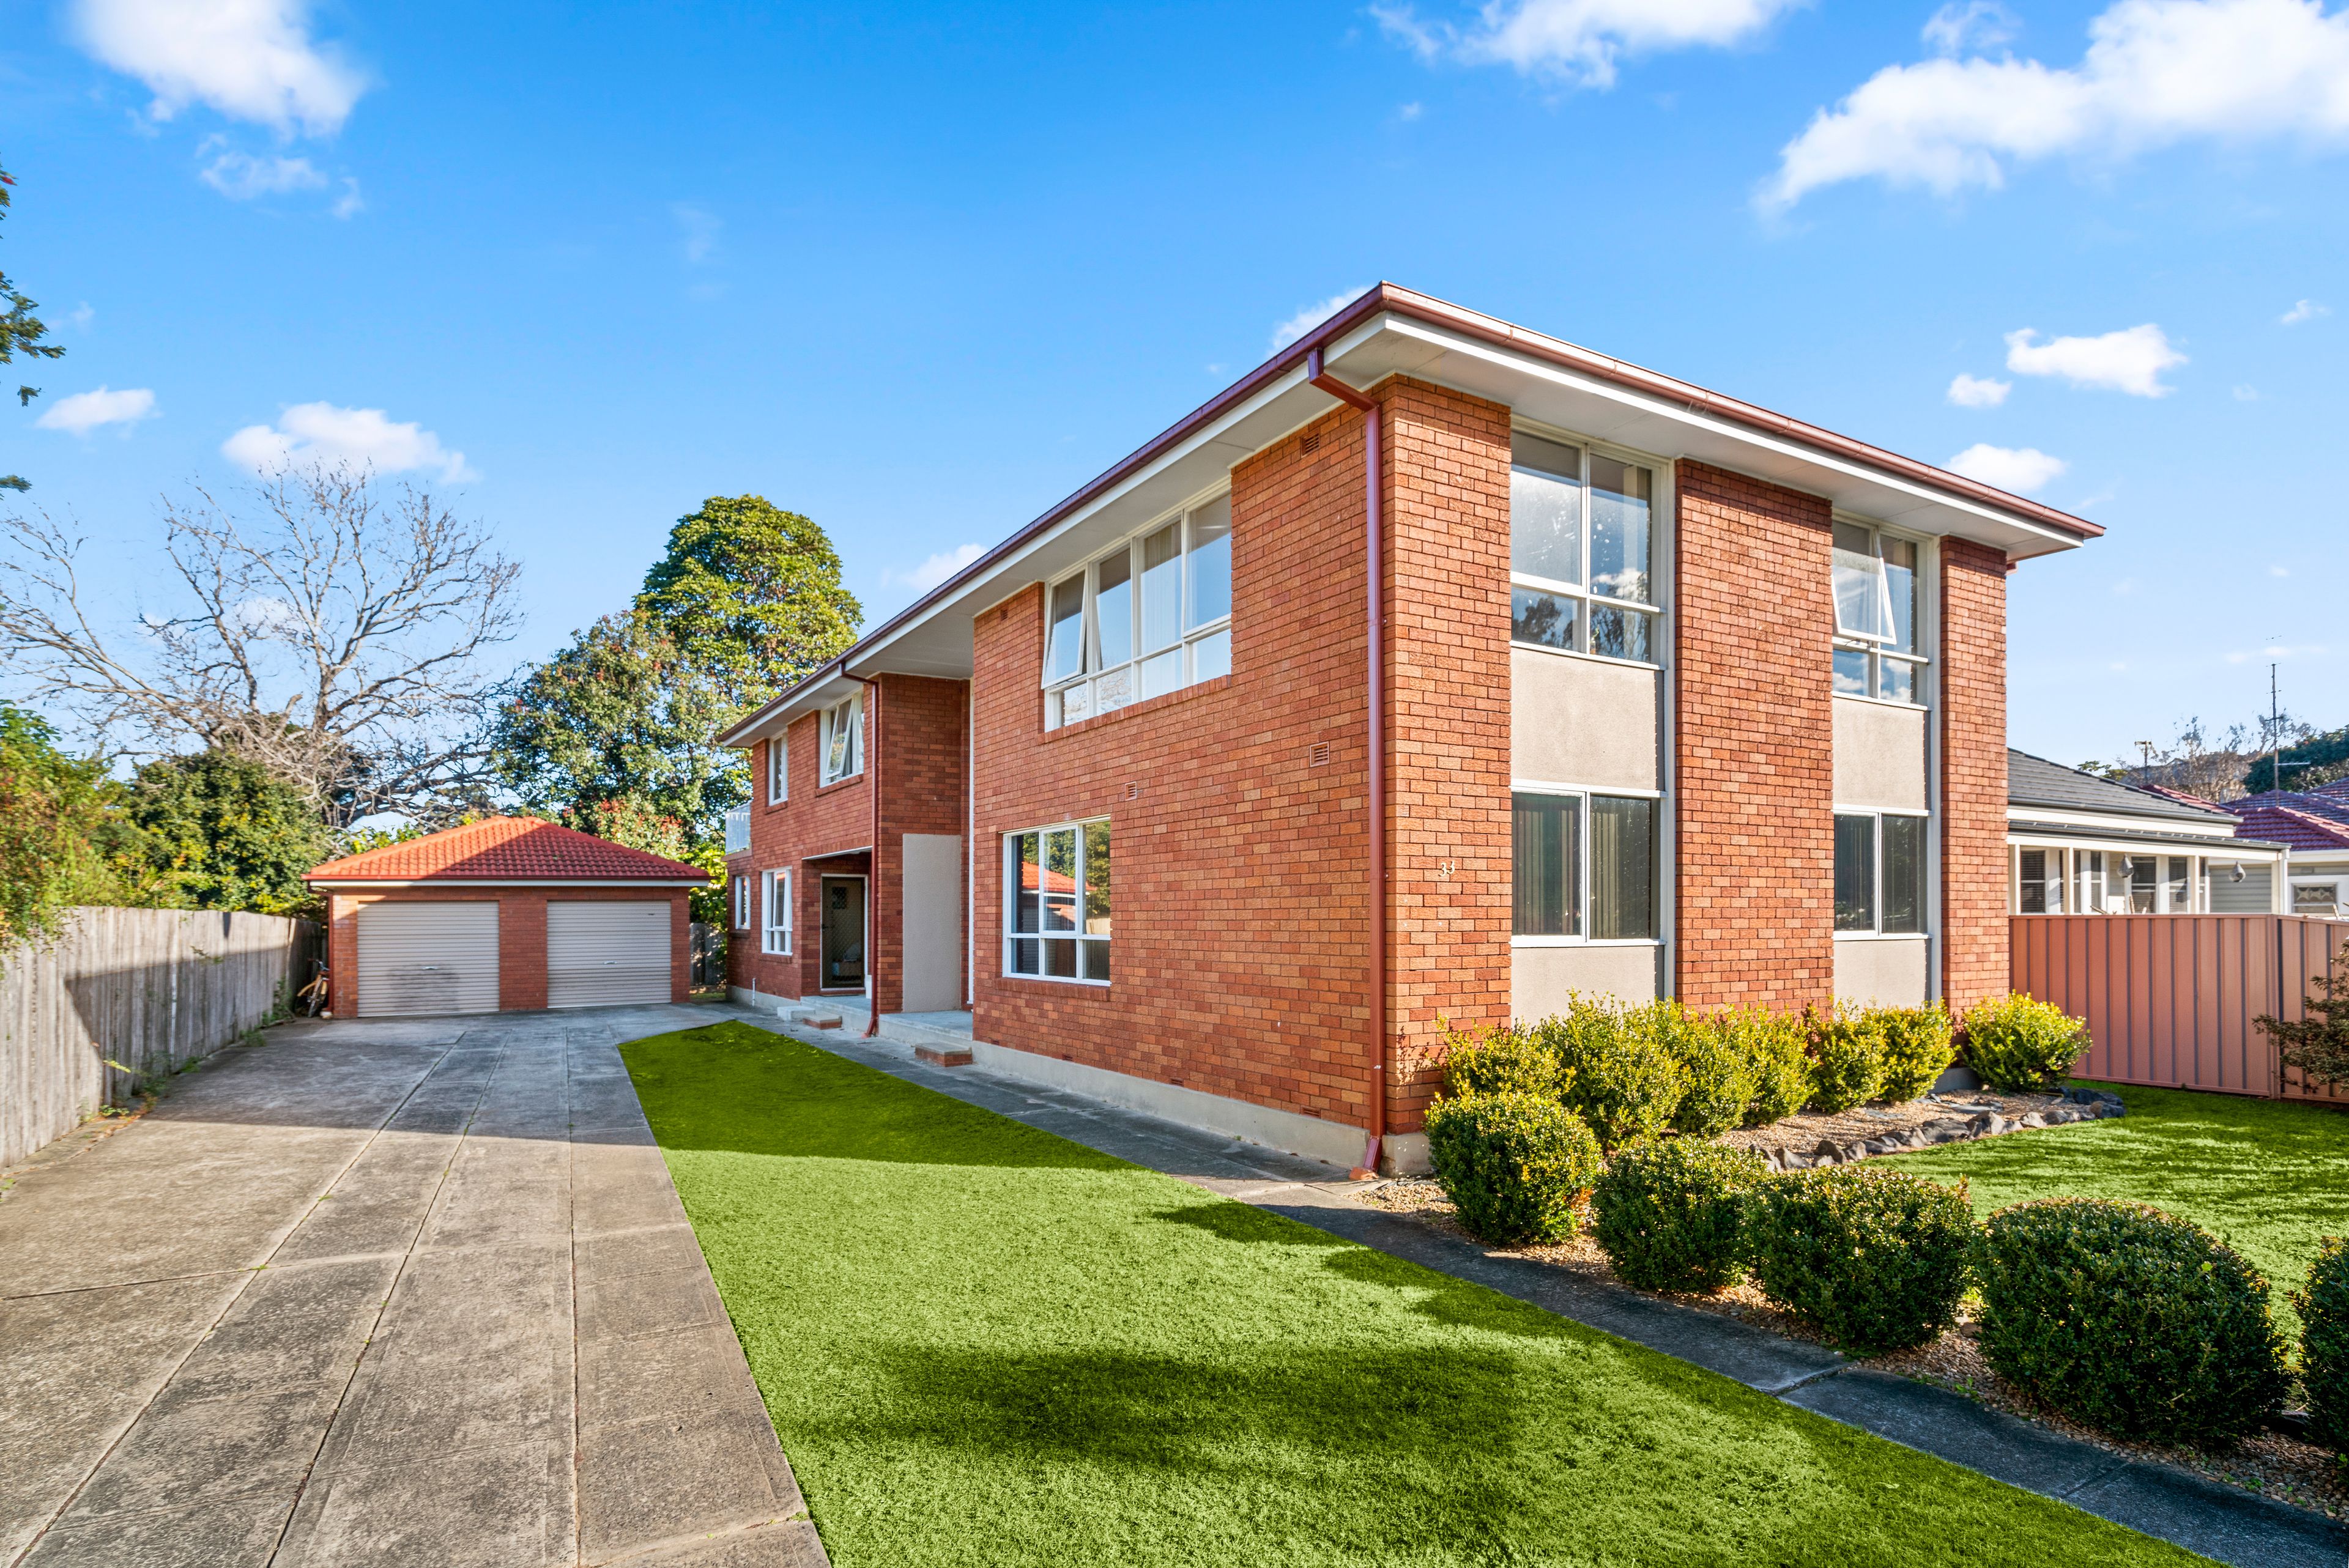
1043 494 1231 730
1831 523 1925 704
820 695 863 785
1508 431 1660 665
766 735 789 804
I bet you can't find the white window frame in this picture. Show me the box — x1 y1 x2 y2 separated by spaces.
1002 817 1111 984
1831 518 1932 708
1834 807 1932 937
761 869 792 955
1506 424 1671 671
820 696 863 786
766 734 789 804
1041 487 1233 731
733 874 751 931
1509 780 1664 947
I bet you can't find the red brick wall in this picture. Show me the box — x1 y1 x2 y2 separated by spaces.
1381 379 1513 1128
968 375 1509 1142
1940 537 2009 1010
1673 461 1836 1009
325 886 691 1014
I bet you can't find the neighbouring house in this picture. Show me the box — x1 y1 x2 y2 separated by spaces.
718 283 2103 1173
2005 750 2287 915
307 816 710 1017
2220 782 2349 917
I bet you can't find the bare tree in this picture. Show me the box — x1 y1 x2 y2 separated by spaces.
0 465 521 826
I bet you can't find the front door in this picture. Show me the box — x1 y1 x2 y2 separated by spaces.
821 876 867 991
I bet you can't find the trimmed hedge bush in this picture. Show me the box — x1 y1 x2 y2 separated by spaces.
1805 1007 1885 1114
1745 1165 1976 1352
1729 1007 1812 1128
1666 1005 1754 1139
1962 993 2091 1093
1592 1140 1768 1293
1872 1003 1954 1103
1441 1020 1560 1101
2297 1238 2349 1453
1425 1093 1601 1246
1539 999 1685 1152
1975 1198 2288 1443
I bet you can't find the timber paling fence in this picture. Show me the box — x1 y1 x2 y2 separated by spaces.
2011 914 2349 1103
1 908 319 1168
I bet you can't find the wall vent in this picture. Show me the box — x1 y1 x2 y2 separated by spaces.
1308 742 1331 768
1126 781 1142 801
1300 431 1323 454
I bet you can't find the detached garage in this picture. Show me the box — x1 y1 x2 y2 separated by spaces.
308 816 712 1018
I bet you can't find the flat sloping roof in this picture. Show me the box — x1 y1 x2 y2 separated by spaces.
2006 750 2235 826
307 816 711 884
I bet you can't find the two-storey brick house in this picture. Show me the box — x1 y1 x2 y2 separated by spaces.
719 284 2100 1173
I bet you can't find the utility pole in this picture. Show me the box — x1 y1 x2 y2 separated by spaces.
2268 662 2282 796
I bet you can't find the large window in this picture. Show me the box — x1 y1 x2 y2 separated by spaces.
1043 494 1231 730
1835 811 1926 933
766 735 788 804
1508 431 1661 664
1831 522 1925 703
1005 821 1110 982
1512 790 1656 941
820 695 863 785
761 869 792 954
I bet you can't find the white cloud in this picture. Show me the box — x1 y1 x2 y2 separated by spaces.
73 0 366 136
1924 1 2019 55
1764 0 2349 210
885 542 985 593
1378 0 1805 89
2272 564 2291 575
223 402 475 483
2281 297 2331 322
1946 442 2068 492
2003 323 2185 396
2234 383 2261 399
674 204 722 264
199 150 325 199
67 302 95 331
1271 287 1370 352
34 385 157 435
1398 100 1425 120
1946 372 2011 407
332 177 363 219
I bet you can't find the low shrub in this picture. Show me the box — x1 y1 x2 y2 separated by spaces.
1727 1007 1811 1128
1538 998 1685 1152
1592 1140 1768 1293
1425 1092 1601 1246
2298 1238 2349 1453
1962 993 2091 1093
1745 1164 1975 1352
1666 1005 1754 1139
1439 1019 1560 1101
1805 1006 1885 1114
1975 1198 2288 1443
1871 1003 1956 1103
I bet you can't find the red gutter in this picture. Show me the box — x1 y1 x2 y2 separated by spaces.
1307 347 1387 1181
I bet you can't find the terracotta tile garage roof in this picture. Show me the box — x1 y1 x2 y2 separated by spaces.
306 816 710 884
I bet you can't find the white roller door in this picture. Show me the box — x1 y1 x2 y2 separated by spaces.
356 901 500 1017
547 901 672 1008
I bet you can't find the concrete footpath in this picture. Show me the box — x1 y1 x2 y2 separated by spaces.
771 1011 2349 1568
0 1007 823 1568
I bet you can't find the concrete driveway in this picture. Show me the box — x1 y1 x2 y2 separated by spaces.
0 1006 824 1568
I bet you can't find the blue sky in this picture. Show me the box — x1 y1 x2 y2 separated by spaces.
4 0 2344 766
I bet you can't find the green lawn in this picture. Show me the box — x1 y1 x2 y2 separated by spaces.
1878 1082 2349 1341
620 1021 2194 1568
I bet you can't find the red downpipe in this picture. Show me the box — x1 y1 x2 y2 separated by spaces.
853 673 882 1038
1307 346 1386 1179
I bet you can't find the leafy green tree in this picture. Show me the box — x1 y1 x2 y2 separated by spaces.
489 611 740 841
1 157 67 492
2250 725 2349 794
0 702 150 943
636 495 861 716
124 751 335 917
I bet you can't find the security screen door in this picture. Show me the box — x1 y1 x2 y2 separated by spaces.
821 876 867 990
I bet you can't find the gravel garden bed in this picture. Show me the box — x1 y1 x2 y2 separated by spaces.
1362 1174 2346 1521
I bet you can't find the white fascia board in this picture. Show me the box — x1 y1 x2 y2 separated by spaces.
2005 827 2277 858
2004 805 2240 838
1343 317 2085 560
730 671 867 747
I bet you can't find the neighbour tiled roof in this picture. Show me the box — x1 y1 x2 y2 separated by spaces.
2133 782 2237 818
2006 750 2236 826
306 816 711 882
2221 794 2349 853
